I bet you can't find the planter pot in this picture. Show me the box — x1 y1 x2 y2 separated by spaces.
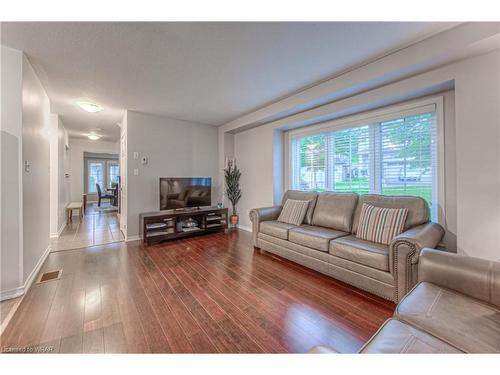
230 215 239 226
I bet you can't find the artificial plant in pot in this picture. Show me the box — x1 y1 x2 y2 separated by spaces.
224 159 242 226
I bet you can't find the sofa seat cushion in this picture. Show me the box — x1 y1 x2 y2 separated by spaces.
395 282 500 353
288 225 349 252
329 235 389 271
259 220 297 240
360 319 461 353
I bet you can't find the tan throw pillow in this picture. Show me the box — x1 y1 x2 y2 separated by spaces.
277 199 310 226
356 203 408 245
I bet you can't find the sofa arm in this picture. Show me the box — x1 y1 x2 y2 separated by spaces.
249 206 282 247
390 222 445 302
419 248 500 307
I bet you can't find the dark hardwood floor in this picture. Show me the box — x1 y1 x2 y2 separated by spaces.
0 230 395 353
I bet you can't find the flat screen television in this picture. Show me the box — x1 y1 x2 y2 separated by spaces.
159 177 212 210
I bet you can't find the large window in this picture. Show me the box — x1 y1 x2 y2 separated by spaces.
290 105 439 220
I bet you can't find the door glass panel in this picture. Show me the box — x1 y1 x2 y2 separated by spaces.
108 163 120 188
88 161 105 193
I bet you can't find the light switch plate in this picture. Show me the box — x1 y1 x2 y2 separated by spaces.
133 152 139 159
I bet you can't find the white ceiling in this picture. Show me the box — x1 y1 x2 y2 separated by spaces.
1 22 456 141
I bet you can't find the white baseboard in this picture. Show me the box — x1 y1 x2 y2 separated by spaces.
0 244 50 334
237 225 252 232
23 244 51 294
58 221 67 236
0 244 51 302
50 221 67 238
126 235 141 242
0 286 25 301
0 295 23 336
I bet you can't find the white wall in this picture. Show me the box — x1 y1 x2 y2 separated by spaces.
21 54 52 284
50 114 69 236
68 137 119 203
125 111 219 238
119 112 128 235
222 47 500 261
1 46 24 299
1 47 53 300
49 114 58 235
58 119 70 231
233 126 274 230
453 51 500 260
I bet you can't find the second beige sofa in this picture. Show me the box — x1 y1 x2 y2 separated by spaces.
250 190 445 302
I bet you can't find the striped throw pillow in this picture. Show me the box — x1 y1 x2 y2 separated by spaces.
356 204 408 245
277 199 310 226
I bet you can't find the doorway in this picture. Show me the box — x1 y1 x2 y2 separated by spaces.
50 152 124 251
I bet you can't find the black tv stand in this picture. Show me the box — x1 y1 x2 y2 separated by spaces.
140 207 229 245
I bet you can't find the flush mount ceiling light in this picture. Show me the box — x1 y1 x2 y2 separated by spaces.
87 132 102 141
77 101 103 113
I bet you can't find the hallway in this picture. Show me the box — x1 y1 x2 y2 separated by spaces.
51 203 125 252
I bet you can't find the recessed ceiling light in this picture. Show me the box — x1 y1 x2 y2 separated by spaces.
87 133 102 141
77 101 103 113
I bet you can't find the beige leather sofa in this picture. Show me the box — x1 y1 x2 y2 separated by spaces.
310 248 500 353
250 190 445 302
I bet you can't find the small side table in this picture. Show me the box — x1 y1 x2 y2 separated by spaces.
67 202 83 223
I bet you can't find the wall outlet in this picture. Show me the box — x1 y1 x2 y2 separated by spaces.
133 168 139 176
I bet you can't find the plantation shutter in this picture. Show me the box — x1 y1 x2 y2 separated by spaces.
379 111 438 220
328 125 372 194
291 134 327 191
289 103 439 221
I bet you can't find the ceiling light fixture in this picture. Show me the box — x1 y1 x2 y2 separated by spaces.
77 101 103 113
87 133 102 141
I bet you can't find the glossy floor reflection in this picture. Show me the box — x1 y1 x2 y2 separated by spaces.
2 230 395 353
0 296 22 336
50 202 124 252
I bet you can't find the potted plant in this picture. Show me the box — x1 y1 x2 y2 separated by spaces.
224 159 242 226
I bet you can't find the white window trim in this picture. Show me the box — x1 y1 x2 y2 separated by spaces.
284 95 446 226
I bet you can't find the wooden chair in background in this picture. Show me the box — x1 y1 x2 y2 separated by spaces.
96 183 114 207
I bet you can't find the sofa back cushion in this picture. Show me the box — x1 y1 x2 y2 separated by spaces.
352 195 429 234
282 190 318 225
311 192 358 232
